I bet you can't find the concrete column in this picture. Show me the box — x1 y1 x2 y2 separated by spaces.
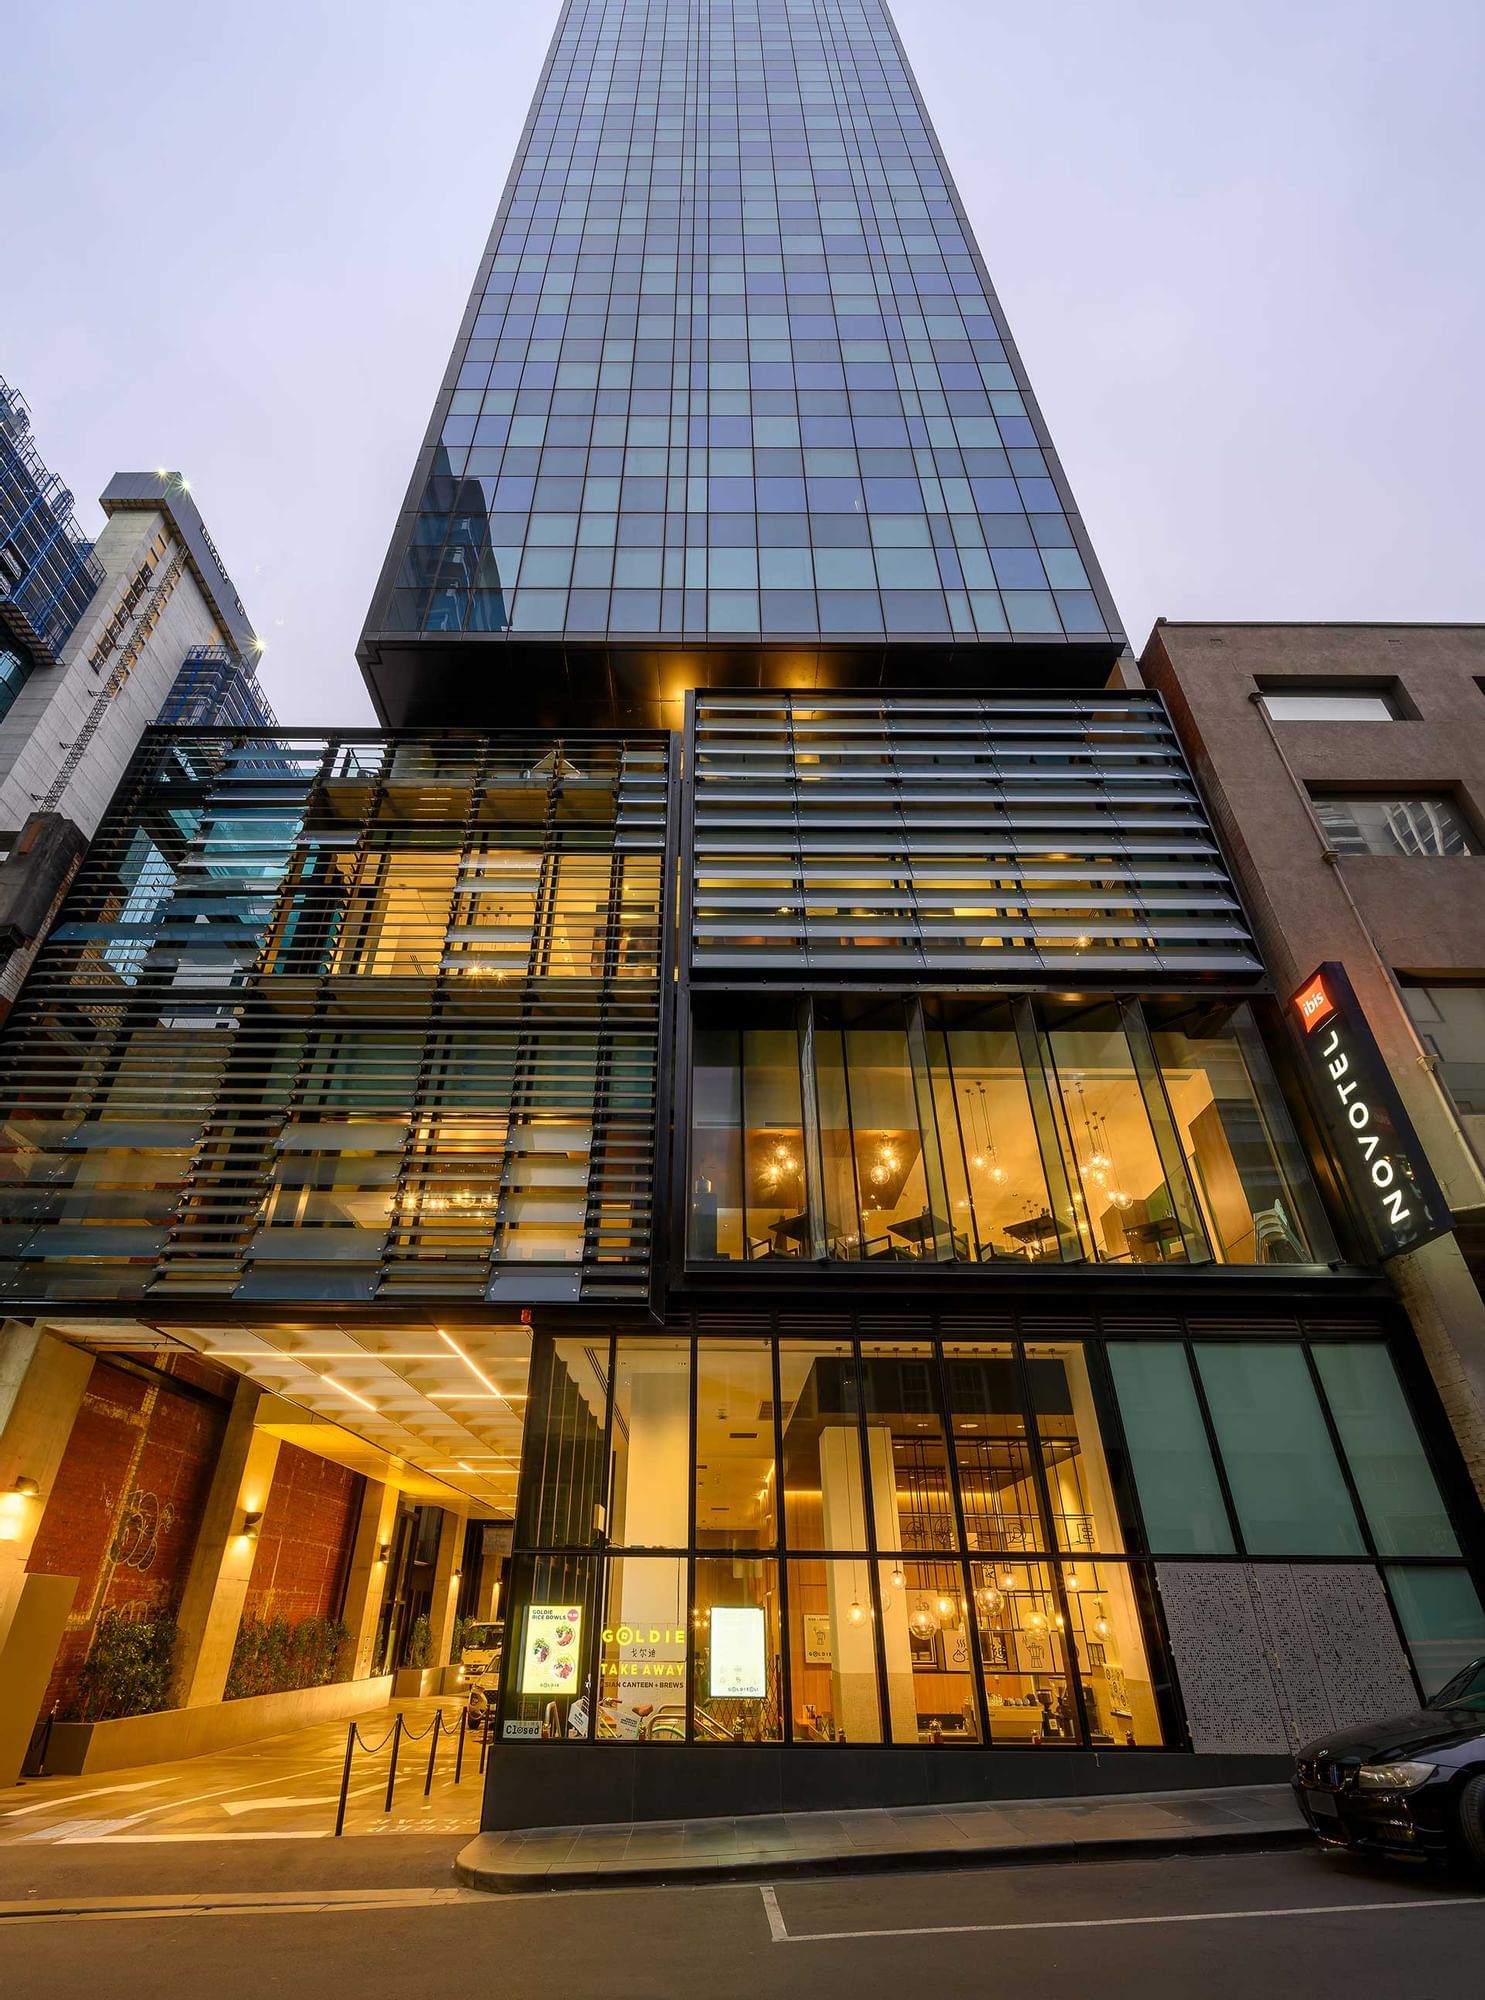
342 1477 400 1679
427 1506 468 1669
819 1426 896 1743
474 1542 504 1622
0 1325 93 1651
604 1366 690 1720
0 1325 94 1780
1389 1236 1485 1503
171 1379 281 1709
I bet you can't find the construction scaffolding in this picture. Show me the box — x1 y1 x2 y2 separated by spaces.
0 374 105 673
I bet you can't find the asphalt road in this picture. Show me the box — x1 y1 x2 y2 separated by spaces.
2 1846 1482 2000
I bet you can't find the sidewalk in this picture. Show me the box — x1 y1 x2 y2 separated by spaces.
456 1782 1307 1891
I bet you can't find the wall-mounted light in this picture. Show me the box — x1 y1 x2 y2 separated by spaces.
0 1475 40 1542
452 1567 462 1583
377 1541 391 1564
240 1510 263 1541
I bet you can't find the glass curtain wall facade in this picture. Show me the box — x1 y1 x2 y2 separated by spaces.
0 371 104 680
361 0 1123 720
155 645 279 729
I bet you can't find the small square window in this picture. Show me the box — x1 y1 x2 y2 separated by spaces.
1262 686 1398 721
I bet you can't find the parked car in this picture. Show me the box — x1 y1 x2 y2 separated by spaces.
456 1621 503 1721
1293 1656 1485 1867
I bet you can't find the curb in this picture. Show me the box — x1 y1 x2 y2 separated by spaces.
455 1820 1312 1895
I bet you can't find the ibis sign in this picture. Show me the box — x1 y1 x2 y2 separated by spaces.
1290 963 1450 1260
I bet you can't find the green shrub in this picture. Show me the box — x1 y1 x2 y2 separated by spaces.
405 1613 431 1670
70 1608 178 1721
225 1614 351 1701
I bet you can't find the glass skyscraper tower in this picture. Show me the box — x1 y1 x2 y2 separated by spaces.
2 0 1479 1838
360 0 1123 723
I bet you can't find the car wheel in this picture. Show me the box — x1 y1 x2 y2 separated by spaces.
1457 1772 1485 1871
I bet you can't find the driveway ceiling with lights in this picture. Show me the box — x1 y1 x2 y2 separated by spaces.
40 1317 532 1518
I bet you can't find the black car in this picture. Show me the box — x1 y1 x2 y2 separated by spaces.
1293 1656 1485 1867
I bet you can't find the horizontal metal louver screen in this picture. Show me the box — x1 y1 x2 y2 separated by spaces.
686 691 1261 977
0 728 671 1307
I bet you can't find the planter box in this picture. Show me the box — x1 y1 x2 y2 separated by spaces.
391 1665 467 1699
44 1674 396 1777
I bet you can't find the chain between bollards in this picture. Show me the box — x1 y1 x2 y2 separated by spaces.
334 1701 480 1834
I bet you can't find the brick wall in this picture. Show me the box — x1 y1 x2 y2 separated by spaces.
242 1443 361 1628
26 1357 229 1716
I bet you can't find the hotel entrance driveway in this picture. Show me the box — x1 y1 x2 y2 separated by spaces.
0 1698 483 1845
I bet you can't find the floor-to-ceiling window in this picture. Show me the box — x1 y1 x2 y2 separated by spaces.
502 1327 1485 1754
686 995 1333 1268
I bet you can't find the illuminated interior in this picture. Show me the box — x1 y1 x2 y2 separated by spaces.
689 995 1329 1267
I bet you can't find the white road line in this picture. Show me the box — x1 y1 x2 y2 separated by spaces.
760 1885 789 1942
760 1891 1485 1944
41 1763 333 1840
0 1779 165 1821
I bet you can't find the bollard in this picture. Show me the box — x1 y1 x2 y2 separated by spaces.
383 1711 404 1815
423 1709 443 1798
454 1703 468 1786
333 1721 357 1838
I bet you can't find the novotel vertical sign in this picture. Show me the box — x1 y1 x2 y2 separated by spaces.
1290 962 1450 1260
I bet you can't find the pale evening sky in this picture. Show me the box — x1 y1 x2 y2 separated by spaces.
4 0 1481 723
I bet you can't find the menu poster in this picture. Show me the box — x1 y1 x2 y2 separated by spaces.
709 1605 766 1699
520 1604 582 1696
802 1612 833 1665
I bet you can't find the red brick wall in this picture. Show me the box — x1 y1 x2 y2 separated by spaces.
241 1443 361 1628
26 1358 229 1717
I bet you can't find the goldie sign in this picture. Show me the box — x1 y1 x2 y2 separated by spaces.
520 1604 582 1696
599 1622 687 1681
